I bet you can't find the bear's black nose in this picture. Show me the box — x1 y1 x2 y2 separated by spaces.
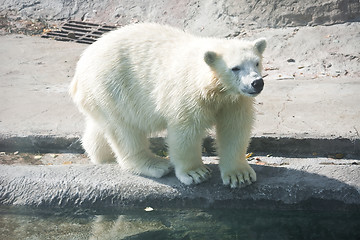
251 78 264 93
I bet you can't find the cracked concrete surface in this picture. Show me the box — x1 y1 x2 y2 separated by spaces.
255 77 360 140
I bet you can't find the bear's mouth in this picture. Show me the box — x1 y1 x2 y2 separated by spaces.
248 91 261 96
249 88 264 95
240 88 263 97
239 86 263 97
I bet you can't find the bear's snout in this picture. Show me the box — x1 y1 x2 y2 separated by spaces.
251 78 264 93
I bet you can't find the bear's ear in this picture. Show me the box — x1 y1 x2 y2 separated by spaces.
254 38 267 54
204 51 219 67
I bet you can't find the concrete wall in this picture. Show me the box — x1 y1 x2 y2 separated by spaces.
1 0 360 37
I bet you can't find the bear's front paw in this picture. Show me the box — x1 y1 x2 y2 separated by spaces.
221 163 256 188
175 165 211 185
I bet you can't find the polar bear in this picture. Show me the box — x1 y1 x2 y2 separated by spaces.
70 23 266 188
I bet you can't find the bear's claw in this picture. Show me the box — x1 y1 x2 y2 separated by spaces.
176 165 211 185
221 164 256 188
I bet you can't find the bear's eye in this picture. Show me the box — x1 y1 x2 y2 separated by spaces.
256 62 259 67
231 66 241 72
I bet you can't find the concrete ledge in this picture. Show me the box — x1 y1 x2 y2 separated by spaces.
1 135 359 158
1 160 359 210
0 135 83 153
249 136 360 158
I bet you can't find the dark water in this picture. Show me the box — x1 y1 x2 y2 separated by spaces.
0 206 359 240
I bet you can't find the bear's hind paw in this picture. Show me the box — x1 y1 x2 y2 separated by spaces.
123 156 173 178
143 158 173 178
176 165 211 185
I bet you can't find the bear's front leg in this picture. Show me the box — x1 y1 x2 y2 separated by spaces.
167 126 211 185
216 102 257 188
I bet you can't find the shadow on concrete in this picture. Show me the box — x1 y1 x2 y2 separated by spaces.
1 135 359 159
0 162 358 211
150 164 360 210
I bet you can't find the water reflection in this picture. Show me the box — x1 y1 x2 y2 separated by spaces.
89 215 167 239
0 206 359 240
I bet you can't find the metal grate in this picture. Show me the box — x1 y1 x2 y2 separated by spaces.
41 20 117 44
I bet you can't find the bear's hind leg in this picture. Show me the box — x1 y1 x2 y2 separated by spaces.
105 124 172 178
82 119 116 164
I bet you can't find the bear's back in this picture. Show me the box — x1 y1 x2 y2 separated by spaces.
77 23 201 81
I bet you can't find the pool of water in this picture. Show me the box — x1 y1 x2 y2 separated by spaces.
0 206 359 240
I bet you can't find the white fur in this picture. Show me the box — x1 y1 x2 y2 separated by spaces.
70 23 266 187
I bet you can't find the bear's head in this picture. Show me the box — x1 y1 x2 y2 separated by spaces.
204 38 267 97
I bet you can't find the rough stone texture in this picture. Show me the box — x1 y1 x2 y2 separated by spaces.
1 0 360 37
0 158 359 209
